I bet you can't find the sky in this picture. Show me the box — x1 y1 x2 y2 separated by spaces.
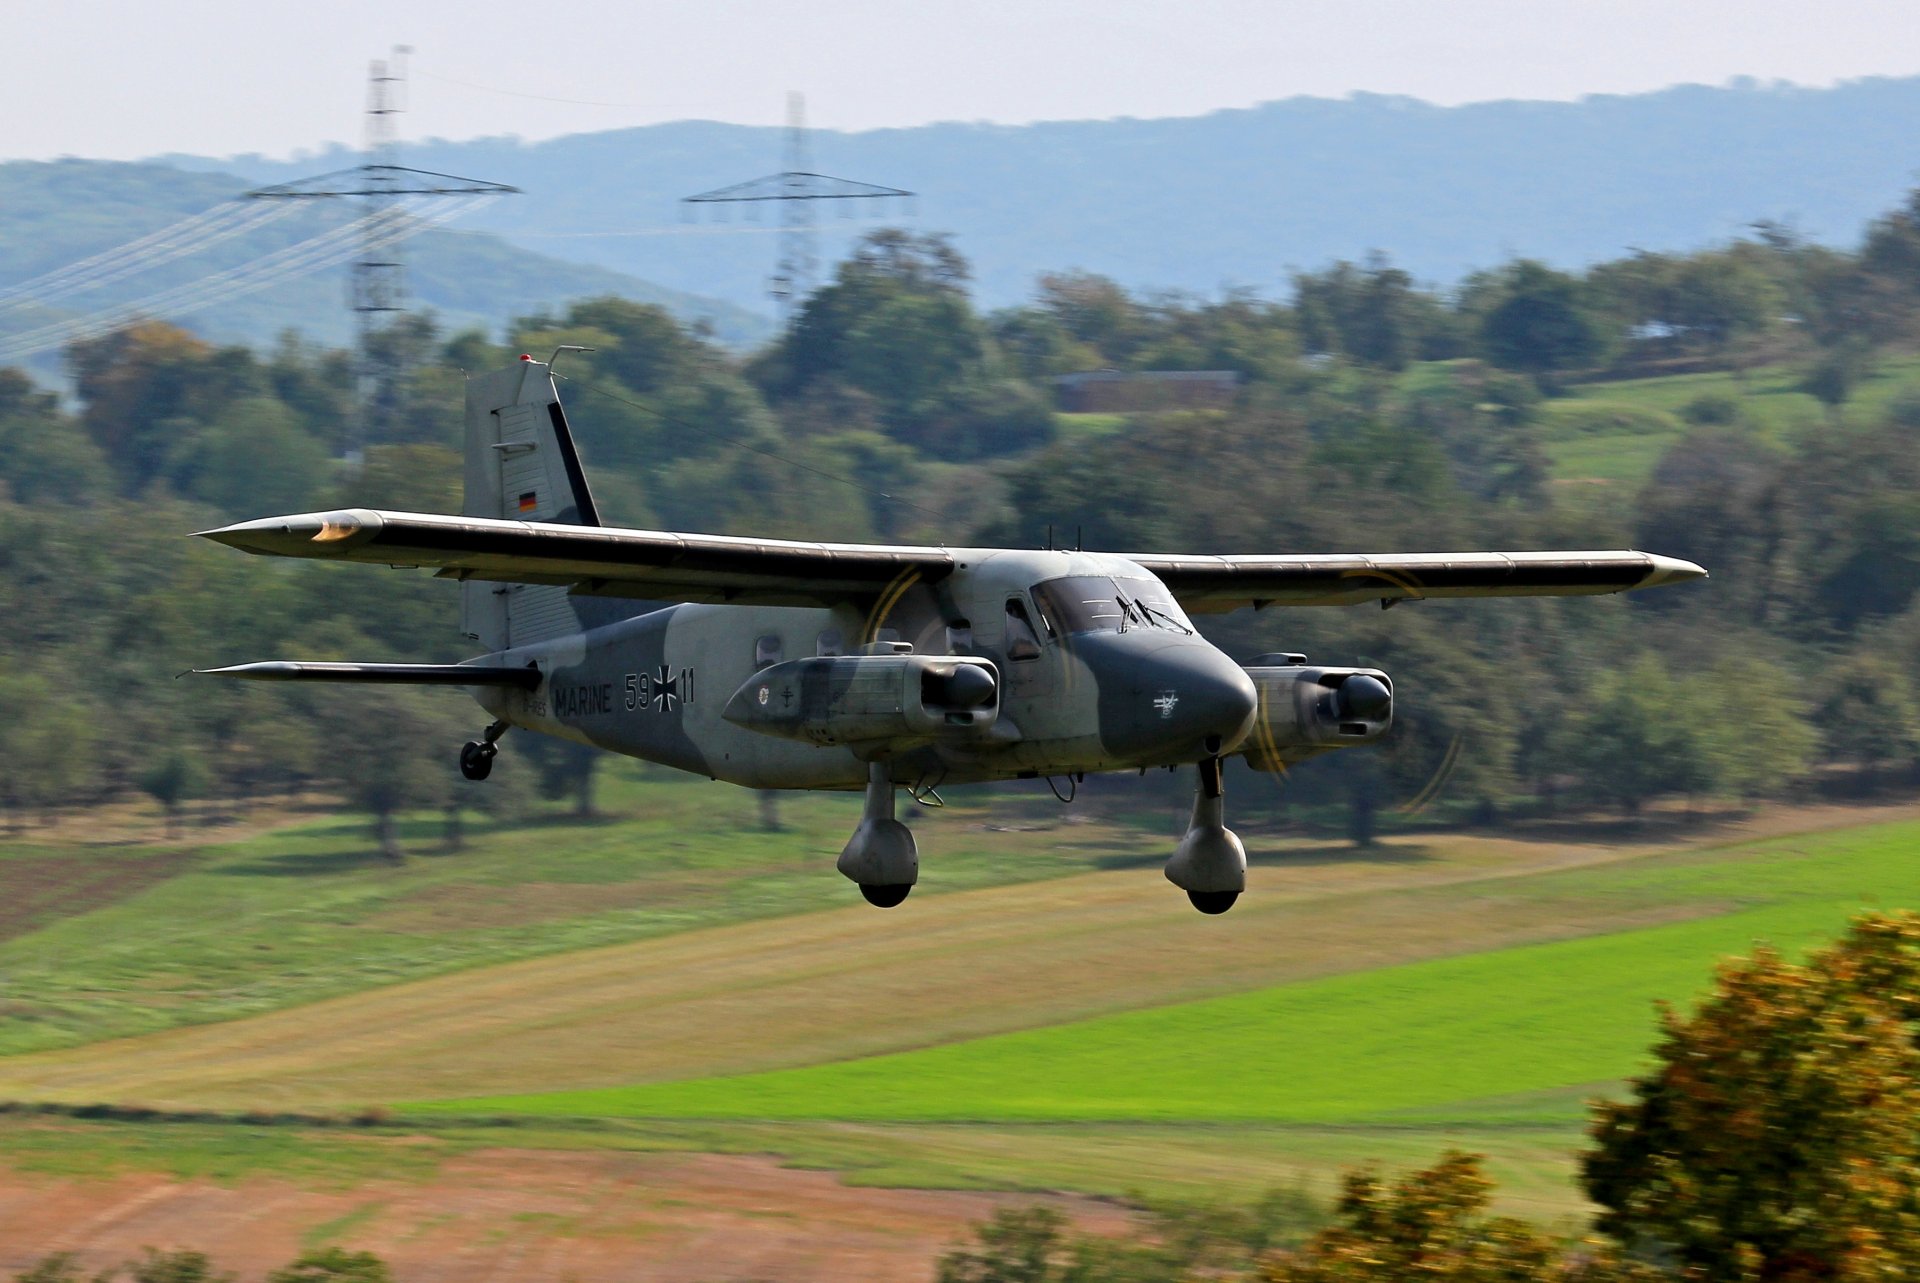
11 0 1920 162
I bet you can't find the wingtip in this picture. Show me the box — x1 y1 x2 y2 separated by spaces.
1643 553 1709 588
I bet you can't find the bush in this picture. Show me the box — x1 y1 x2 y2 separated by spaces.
1259 1152 1661 1281
265 1249 393 1283
1680 391 1741 425
1537 402 1683 440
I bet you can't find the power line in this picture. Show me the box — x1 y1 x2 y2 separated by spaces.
0 196 493 364
413 68 666 110
0 200 296 312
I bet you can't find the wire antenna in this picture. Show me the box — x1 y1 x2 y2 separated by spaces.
682 93 913 325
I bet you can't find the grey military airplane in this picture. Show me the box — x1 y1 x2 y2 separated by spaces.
197 353 1706 913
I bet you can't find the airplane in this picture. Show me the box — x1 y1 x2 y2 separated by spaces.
196 352 1706 914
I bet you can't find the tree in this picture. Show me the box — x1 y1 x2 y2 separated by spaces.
518 733 602 820
1261 1151 1660 1281
0 669 104 832
138 749 208 840
68 322 260 494
1559 655 1709 814
311 682 467 864
1478 260 1609 383
1813 651 1920 784
1801 340 1872 418
1585 913 1920 1281
124 1249 234 1283
264 1248 393 1283
1033 270 1146 363
1292 253 1435 371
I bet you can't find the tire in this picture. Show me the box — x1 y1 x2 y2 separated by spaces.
859 883 912 908
1186 889 1238 915
459 741 494 782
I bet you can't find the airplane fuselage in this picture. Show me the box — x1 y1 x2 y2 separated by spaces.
473 548 1259 790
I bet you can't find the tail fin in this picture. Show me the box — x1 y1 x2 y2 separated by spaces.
460 357 602 650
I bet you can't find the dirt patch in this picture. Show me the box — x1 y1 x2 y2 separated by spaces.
0 852 193 943
0 1149 1132 1283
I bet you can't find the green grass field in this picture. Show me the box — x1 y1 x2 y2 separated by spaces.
416 818 1920 1127
2 655 1919 1219
0 765 1160 1057
1542 353 1920 484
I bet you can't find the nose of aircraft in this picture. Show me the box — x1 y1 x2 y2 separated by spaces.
1092 636 1258 764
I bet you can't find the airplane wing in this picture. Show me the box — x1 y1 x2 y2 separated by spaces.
198 509 1703 613
1127 550 1706 613
197 508 956 608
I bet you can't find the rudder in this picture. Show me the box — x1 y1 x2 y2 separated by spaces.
460 357 602 651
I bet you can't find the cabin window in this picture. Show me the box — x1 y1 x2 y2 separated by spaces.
874 627 900 645
1004 599 1043 662
817 628 844 657
946 619 973 652
754 634 783 668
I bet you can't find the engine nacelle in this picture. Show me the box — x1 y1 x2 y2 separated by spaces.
1239 656 1393 771
723 652 1000 750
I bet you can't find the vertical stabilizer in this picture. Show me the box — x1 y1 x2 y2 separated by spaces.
461 358 602 650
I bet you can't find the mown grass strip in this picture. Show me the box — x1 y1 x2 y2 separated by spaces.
432 820 1920 1125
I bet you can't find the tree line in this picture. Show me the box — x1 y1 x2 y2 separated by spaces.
7 187 1920 844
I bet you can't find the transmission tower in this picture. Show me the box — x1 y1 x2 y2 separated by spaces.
247 48 518 456
683 93 914 323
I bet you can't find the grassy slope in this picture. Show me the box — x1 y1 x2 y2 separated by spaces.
4 804 1917 1215
430 818 1920 1127
0 765 1141 1058
0 821 1692 1108
1542 354 1920 484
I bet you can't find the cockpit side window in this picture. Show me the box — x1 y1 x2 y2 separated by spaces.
1004 598 1043 661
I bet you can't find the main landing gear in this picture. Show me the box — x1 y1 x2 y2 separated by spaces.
1164 756 1246 914
459 720 509 781
838 761 918 908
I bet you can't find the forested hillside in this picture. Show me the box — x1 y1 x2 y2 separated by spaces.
7 179 1920 845
178 75 1920 311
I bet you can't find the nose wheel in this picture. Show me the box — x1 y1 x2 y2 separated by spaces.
838 763 918 908
459 720 509 781
1165 756 1246 913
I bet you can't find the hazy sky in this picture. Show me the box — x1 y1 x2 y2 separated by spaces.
13 0 1920 161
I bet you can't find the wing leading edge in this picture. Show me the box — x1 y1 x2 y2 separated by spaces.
1129 550 1707 613
197 508 957 608
196 508 1704 612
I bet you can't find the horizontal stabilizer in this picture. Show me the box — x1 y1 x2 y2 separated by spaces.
193 661 541 689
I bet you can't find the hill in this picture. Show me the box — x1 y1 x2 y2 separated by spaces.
0 777 1915 1218
170 75 1920 312
0 160 769 365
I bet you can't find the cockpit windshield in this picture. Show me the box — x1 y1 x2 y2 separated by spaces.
1032 576 1194 635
